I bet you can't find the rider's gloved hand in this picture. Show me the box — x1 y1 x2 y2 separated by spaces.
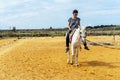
68 28 72 33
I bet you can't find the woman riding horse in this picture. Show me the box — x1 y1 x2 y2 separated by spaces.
66 9 89 53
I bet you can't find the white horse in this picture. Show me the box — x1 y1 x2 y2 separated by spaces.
67 26 86 66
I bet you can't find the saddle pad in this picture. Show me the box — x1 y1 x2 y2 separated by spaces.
69 29 76 43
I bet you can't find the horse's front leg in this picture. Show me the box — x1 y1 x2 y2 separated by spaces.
71 45 75 65
75 48 79 66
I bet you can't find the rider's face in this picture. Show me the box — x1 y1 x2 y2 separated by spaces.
73 13 78 18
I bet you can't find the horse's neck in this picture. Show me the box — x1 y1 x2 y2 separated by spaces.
72 30 80 42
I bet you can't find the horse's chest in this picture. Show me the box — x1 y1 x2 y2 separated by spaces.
72 41 81 47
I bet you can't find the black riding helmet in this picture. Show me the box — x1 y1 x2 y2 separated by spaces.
73 9 78 14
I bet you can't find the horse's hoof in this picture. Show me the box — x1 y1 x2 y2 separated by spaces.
75 64 79 67
67 60 71 64
71 63 73 65
71 62 74 65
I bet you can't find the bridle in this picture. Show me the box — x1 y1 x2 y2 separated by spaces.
79 29 82 38
79 29 86 39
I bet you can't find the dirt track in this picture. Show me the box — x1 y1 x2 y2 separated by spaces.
0 37 120 80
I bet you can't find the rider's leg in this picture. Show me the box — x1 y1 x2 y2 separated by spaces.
66 32 69 47
66 30 72 53
66 32 70 53
82 37 90 50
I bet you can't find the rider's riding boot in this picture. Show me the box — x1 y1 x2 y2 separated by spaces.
84 42 90 50
66 47 69 53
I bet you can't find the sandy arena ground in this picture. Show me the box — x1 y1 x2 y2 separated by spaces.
0 37 120 80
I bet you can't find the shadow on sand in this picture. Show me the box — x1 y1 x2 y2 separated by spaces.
79 61 120 68
87 40 120 50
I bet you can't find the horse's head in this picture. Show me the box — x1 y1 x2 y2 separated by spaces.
77 26 86 37
81 26 86 36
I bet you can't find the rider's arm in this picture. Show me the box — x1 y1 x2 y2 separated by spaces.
78 20 80 26
78 20 81 29
68 18 72 31
68 22 71 30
